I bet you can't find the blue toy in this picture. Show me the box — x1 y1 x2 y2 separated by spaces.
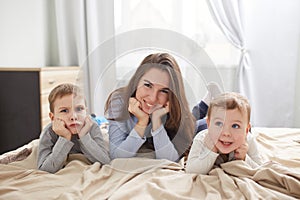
91 113 108 126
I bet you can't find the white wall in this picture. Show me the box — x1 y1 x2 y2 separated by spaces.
0 0 46 67
244 0 300 127
295 42 300 127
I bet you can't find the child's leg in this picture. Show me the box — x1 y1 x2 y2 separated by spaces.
192 82 222 120
195 118 207 134
192 101 208 120
202 82 222 105
193 82 222 135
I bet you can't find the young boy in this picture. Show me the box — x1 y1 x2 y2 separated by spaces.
186 92 264 174
37 83 110 173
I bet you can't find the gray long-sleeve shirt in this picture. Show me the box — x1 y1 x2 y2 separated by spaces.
37 122 110 173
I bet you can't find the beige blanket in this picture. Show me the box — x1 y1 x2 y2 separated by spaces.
0 128 300 200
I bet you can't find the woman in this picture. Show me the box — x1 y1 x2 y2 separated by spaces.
105 53 195 162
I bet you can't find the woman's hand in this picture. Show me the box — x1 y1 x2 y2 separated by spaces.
234 142 248 160
128 97 149 126
129 97 149 138
52 118 72 140
151 102 169 131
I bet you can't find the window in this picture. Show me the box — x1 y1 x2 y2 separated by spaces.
113 0 239 107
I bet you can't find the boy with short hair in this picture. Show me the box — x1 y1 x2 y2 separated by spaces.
37 83 110 173
186 92 264 174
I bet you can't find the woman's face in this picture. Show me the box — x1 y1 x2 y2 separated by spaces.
135 68 170 114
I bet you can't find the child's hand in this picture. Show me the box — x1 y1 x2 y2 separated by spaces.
78 116 93 138
52 118 72 140
128 97 149 126
204 133 218 153
234 142 248 160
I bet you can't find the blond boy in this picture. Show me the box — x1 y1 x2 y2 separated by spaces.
186 92 264 174
37 83 110 173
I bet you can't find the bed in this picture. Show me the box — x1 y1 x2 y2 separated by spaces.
0 126 300 199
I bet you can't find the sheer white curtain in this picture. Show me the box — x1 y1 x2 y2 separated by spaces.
45 0 116 114
114 0 240 111
206 0 259 125
206 0 300 127
206 0 251 97
243 0 300 127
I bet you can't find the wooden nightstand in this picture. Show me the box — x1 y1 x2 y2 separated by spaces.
0 66 80 154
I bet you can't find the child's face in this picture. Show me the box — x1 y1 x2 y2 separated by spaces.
50 94 87 134
207 107 250 154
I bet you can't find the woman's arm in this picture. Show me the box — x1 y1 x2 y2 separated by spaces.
151 125 179 161
149 102 181 161
109 119 146 159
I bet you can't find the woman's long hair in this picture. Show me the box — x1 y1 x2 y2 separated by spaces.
105 53 195 157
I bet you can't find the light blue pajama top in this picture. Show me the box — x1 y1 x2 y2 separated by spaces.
107 93 180 162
